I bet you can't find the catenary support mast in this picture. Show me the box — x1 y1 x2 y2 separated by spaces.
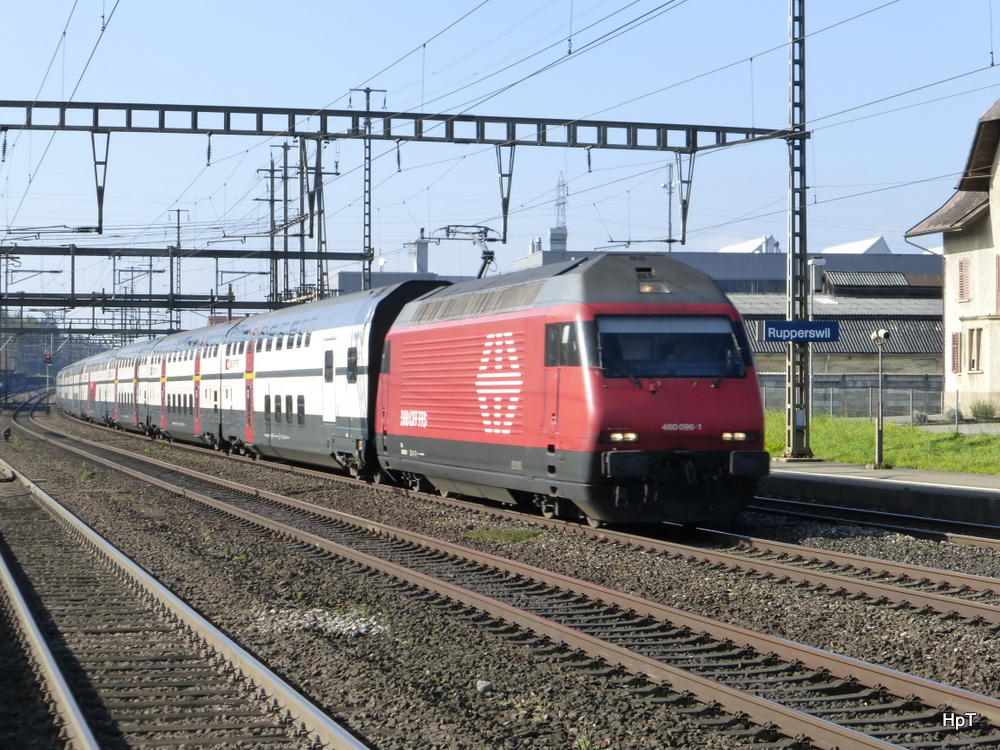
784 0 813 457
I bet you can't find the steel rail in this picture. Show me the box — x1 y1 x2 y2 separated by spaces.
24 415 1000 748
750 496 1000 550
0 489 101 750
700 528 1000 592
1 441 368 750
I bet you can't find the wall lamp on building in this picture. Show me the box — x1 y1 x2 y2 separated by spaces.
870 328 891 468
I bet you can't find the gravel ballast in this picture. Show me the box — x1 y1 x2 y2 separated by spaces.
0 415 766 750
9 411 1000 745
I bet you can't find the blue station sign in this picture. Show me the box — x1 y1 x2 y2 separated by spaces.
763 320 840 342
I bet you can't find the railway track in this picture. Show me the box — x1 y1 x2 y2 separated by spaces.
20 406 1000 748
47 411 1000 628
749 495 1000 549
0 428 368 748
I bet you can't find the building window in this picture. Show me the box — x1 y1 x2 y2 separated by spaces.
968 328 983 372
958 258 971 301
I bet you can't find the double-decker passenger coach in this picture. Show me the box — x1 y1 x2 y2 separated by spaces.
57 253 768 526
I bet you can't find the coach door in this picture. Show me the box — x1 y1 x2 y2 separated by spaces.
244 342 255 443
112 365 120 425
322 339 337 423
86 378 96 420
543 369 560 437
159 357 168 431
193 350 202 436
132 361 140 428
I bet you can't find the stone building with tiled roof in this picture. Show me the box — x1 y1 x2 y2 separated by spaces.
908 97 1000 408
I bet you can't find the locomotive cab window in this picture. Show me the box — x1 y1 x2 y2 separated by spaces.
544 322 592 367
596 315 747 380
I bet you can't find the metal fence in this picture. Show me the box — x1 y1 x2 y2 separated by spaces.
761 387 945 421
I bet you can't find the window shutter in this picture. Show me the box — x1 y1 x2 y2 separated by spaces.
958 258 970 300
951 332 962 373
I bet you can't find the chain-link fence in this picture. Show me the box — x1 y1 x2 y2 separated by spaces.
761 386 945 422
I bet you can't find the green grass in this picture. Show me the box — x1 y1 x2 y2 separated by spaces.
459 528 545 543
765 410 1000 474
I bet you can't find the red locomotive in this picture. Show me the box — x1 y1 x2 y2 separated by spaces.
376 253 769 525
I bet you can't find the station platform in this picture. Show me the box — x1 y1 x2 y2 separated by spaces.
759 462 1000 527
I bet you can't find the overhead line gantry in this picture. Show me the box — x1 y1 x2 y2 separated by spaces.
0 98 789 335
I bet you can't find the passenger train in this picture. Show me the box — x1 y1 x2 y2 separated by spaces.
56 253 769 526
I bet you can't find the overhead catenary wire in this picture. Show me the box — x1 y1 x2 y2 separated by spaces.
4 1 996 301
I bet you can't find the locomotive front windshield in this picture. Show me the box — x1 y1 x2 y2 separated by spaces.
597 315 748 380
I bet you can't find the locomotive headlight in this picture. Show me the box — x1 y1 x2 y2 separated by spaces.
722 431 759 442
602 430 639 443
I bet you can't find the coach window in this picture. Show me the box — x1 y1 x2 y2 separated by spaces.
324 350 334 383
297 395 305 425
238 342 245 354
285 395 293 424
347 347 358 384
265 338 272 352
274 395 282 421
276 336 283 351
256 340 263 353
264 395 271 421
304 332 312 346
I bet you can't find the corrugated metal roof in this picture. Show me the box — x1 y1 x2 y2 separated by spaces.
732 294 943 355
747 317 943 355
729 293 942 318
825 271 907 287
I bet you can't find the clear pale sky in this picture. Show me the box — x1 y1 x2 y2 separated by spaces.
1 1 998 327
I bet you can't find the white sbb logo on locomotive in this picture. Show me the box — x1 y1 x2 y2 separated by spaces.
476 331 522 435
400 410 428 428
